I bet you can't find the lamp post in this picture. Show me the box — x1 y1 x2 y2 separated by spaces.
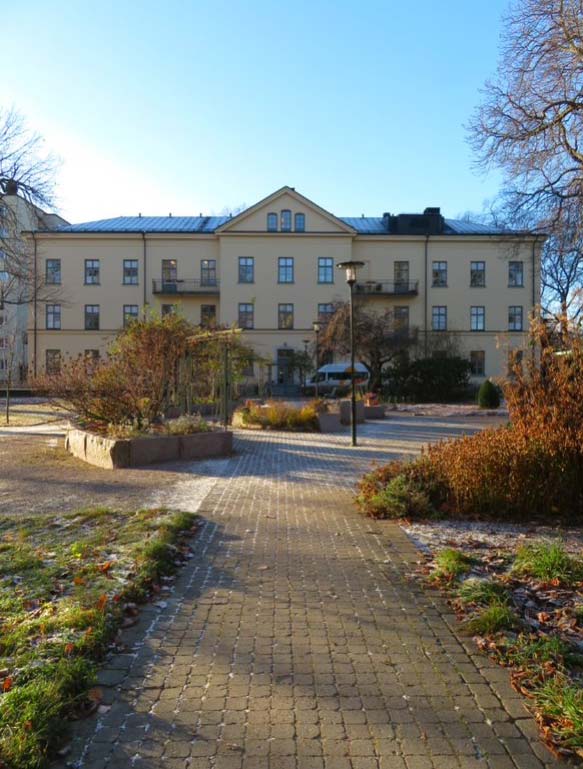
302 339 310 387
312 320 321 398
337 260 365 446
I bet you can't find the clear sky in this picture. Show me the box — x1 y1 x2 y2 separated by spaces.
3 0 508 223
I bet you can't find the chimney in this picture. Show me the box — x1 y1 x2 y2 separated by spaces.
382 212 391 231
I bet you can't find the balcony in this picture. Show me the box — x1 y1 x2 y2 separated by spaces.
354 280 418 296
152 279 220 295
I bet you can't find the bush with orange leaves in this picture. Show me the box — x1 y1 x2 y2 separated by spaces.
357 319 583 522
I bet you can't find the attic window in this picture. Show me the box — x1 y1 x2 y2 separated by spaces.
295 213 305 232
267 212 277 232
281 210 292 232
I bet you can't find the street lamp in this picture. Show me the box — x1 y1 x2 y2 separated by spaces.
337 260 365 446
312 320 321 398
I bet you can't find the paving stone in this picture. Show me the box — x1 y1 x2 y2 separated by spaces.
48 428 563 769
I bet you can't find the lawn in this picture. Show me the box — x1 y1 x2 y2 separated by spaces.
0 506 198 769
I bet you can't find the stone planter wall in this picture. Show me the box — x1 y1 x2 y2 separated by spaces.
364 405 386 420
66 429 233 469
317 412 344 433
339 400 365 425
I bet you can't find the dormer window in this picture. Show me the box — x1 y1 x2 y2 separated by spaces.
295 213 305 232
281 210 292 232
267 212 277 232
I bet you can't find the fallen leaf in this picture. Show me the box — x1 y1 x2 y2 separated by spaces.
2 678 12 693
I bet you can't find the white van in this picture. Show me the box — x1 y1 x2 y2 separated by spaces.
304 363 370 396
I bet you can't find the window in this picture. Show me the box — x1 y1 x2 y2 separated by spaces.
242 358 254 377
162 259 177 286
509 261 524 287
509 305 523 331
238 257 254 284
394 306 409 330
161 304 176 316
85 304 100 330
46 259 61 285
201 304 217 327
394 261 409 291
470 261 485 287
278 303 294 329
45 349 61 375
432 261 447 287
238 303 254 329
84 259 100 285
470 351 485 376
278 257 294 283
432 306 447 331
280 210 292 232
201 259 217 286
318 303 335 323
46 304 61 330
267 212 278 232
123 304 139 327
295 213 305 232
318 257 334 284
123 259 138 285
471 306 485 331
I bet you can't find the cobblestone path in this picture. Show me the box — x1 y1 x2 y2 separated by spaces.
66 420 561 769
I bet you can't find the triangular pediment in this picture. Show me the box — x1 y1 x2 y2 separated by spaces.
216 186 356 234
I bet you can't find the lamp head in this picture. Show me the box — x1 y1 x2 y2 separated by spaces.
337 260 365 286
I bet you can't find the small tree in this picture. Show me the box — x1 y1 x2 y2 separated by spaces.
318 302 416 391
35 313 203 430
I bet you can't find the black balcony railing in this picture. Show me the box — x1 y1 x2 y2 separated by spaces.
152 279 220 295
354 280 418 296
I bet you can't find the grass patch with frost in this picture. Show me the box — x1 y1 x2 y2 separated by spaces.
0 506 197 769
431 548 474 581
513 541 583 585
458 578 509 607
462 604 518 635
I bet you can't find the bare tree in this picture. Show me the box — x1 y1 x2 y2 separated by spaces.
318 302 417 391
469 0 583 321
0 107 59 309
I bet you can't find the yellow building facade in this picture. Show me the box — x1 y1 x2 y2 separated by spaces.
27 186 542 385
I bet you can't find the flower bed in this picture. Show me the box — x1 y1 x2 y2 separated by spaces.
416 538 583 761
66 426 232 468
234 400 320 432
0 507 198 769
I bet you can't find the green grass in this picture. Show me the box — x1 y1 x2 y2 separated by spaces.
534 676 583 754
458 578 509 606
503 635 583 670
513 541 583 585
0 507 197 769
462 604 518 635
432 548 475 580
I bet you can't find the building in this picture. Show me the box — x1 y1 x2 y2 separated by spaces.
0 190 67 384
26 186 542 384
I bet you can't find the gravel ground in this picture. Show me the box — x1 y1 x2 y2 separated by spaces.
0 428 230 518
403 519 583 557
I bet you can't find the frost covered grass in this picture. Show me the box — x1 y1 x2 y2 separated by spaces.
0 507 197 769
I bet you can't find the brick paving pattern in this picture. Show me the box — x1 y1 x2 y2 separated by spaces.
64 419 562 769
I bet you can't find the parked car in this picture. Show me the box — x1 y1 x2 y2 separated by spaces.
303 363 370 397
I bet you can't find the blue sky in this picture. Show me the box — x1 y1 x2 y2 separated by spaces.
3 0 508 223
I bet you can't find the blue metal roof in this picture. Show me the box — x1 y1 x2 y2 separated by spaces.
55 215 230 233
339 217 387 233
54 214 513 236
